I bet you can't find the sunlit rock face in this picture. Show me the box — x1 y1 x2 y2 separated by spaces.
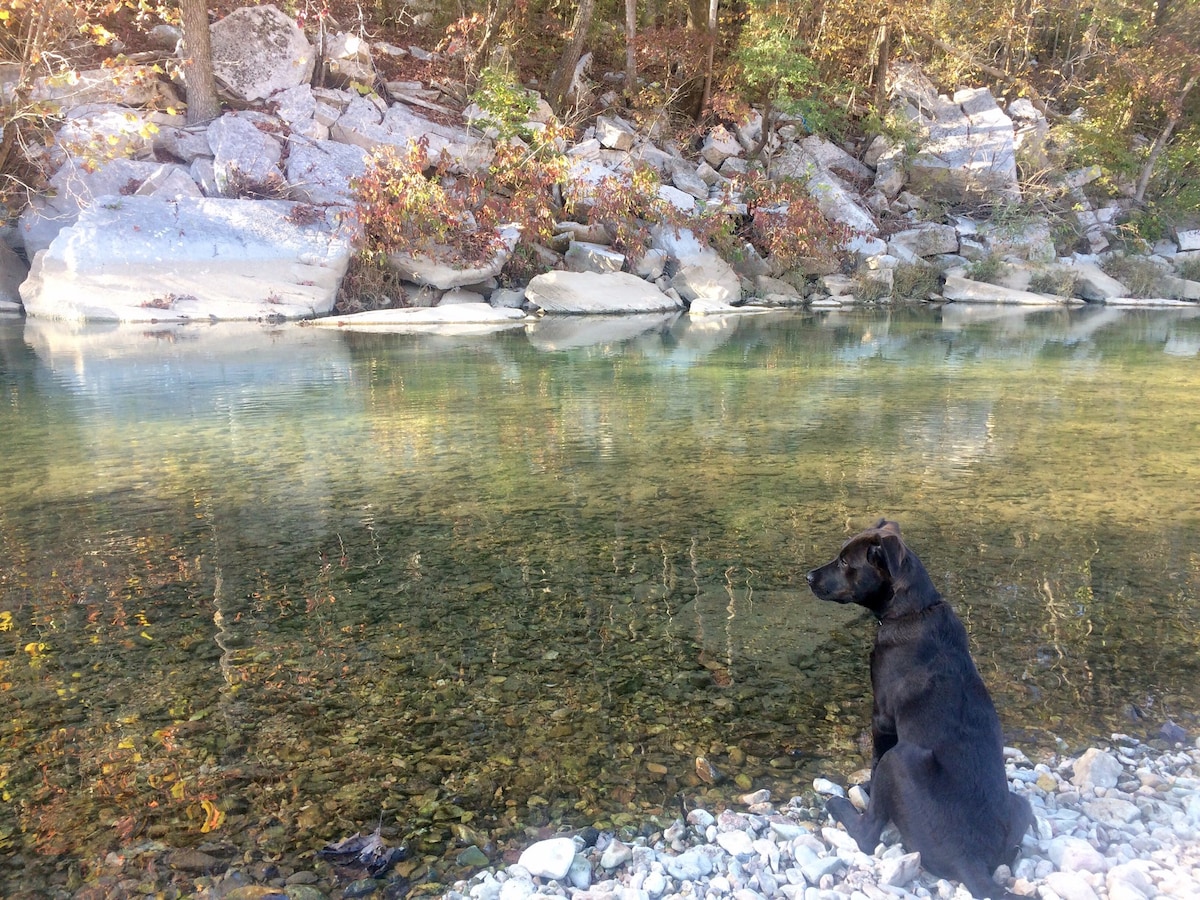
209 3 315 102
20 196 355 322
524 270 684 315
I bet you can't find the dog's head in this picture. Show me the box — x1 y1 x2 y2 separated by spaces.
805 519 914 617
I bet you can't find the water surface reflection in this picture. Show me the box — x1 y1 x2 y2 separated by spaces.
1 307 1199 891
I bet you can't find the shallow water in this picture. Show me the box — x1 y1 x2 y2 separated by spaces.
1 306 1199 890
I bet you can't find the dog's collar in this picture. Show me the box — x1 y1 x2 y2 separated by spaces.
879 597 945 622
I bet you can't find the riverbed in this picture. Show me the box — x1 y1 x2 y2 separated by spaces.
1 305 1199 896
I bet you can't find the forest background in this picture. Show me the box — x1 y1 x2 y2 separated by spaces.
1 0 1198 242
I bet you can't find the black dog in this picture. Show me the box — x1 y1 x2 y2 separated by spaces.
806 520 1032 900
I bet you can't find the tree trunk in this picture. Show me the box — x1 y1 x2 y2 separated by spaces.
179 0 221 125
699 0 718 117
1133 74 1197 204
872 23 890 112
624 0 637 97
477 0 515 74
548 0 597 114
749 91 775 162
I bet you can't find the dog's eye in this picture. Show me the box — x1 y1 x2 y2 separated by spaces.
838 558 847 568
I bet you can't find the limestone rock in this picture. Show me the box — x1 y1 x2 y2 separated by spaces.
888 223 958 259
978 219 1056 263
325 32 375 88
286 140 369 206
0 241 27 311
19 158 193 255
333 98 492 173
878 851 921 888
206 113 284 195
525 271 682 315
31 65 179 112
20 196 354 322
517 837 576 881
671 168 709 202
565 241 625 274
1176 229 1200 252
797 135 873 184
1157 274 1200 300
657 184 697 213
1071 748 1123 791
943 270 1073 305
1068 262 1129 302
652 227 741 305
387 226 520 290
701 125 742 169
154 124 213 163
50 105 166 166
210 4 315 102
894 68 1020 204
595 116 637 152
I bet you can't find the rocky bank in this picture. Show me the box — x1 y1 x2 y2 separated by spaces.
50 736 1200 900
2 7 1200 325
437 740 1200 900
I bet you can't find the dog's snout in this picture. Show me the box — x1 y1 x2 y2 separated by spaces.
805 569 816 585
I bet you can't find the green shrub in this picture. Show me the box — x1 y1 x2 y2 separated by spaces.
892 263 941 299
1028 268 1080 298
467 66 540 142
964 254 1008 285
1101 254 1163 298
851 271 893 303
1175 256 1200 282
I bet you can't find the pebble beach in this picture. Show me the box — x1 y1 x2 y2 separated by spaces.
439 736 1200 900
30 731 1200 899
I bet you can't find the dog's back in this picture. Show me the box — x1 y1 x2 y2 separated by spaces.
808 520 1032 899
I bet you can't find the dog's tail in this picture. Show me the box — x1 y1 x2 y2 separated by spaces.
1004 792 1035 863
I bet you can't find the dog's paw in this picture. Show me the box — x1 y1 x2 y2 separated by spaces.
825 796 860 827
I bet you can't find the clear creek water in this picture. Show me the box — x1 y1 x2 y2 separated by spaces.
1 306 1199 891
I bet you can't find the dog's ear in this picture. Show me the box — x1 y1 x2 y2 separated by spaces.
875 519 901 537
869 531 908 578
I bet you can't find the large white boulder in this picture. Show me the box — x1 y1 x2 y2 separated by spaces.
652 227 742 305
888 223 959 259
286 140 369 206
1066 261 1129 302
901 82 1020 203
332 97 492 172
18 157 199 255
207 113 284 194
20 196 354 322
943 270 1078 305
525 271 683 314
210 4 315 102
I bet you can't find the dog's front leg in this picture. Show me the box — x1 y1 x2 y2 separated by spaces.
870 707 898 779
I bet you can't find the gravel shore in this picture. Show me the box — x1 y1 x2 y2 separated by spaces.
45 733 1200 899
440 735 1200 900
